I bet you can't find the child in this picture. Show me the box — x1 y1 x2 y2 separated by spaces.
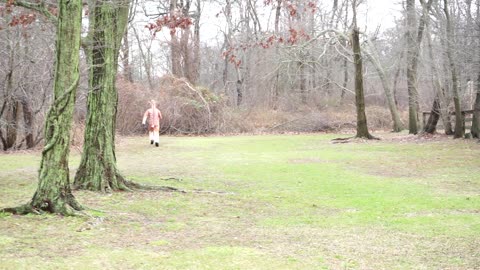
142 100 163 147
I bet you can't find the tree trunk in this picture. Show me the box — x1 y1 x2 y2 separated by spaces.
443 0 464 138
423 94 441 133
471 73 480 138
236 78 243 107
392 50 404 107
191 0 201 84
340 55 348 101
132 27 154 89
122 27 133 83
21 97 35 148
74 0 132 192
271 0 282 110
1 34 19 150
3 0 84 215
170 0 181 76
423 29 451 134
364 41 404 132
406 0 433 134
299 60 307 105
406 0 419 134
352 28 374 139
3 101 19 150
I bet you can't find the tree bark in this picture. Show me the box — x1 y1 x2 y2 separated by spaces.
271 0 282 109
122 27 133 83
21 97 35 148
364 41 404 132
299 60 307 105
170 0 182 76
3 0 84 215
406 0 433 134
423 95 441 133
443 0 464 138
352 28 374 139
191 0 201 83
406 0 419 134
74 0 132 192
423 28 451 134
1 31 19 150
471 73 480 138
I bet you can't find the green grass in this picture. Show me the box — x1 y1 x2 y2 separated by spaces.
1 133 479 269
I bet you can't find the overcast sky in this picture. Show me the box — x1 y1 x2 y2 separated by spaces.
363 0 402 30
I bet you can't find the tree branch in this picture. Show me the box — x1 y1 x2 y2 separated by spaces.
6 0 58 24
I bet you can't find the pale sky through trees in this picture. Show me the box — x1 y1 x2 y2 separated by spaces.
130 0 402 77
195 0 401 44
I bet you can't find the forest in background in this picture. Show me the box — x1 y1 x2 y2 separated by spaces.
1 0 480 151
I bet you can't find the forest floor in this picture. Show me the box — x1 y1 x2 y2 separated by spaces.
0 132 479 269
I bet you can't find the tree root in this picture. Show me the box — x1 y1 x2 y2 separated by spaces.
111 172 186 193
123 179 186 193
331 135 380 144
2 199 84 216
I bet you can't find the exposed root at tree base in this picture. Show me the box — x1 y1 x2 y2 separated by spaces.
2 200 84 216
331 135 380 144
124 180 186 193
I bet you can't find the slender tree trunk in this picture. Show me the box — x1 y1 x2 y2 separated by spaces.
122 27 133 83
424 95 441 133
341 55 348 101
364 41 404 132
424 29 451 134
1 34 19 150
271 0 282 110
191 0 201 84
3 0 84 215
170 0 181 76
406 0 419 134
392 49 404 107
471 73 480 138
236 77 243 107
132 27 154 89
350 0 374 139
443 0 464 138
340 1 349 102
299 60 307 105
406 0 433 134
352 28 374 139
74 0 132 192
21 97 35 148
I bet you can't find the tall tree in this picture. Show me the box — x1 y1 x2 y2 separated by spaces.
3 0 83 214
472 73 480 138
73 0 134 192
351 0 374 139
364 40 404 132
406 0 433 134
443 0 464 138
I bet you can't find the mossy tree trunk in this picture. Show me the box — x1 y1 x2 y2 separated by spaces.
73 0 132 192
3 0 83 215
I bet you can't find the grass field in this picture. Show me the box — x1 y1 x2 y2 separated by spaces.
1 133 479 269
